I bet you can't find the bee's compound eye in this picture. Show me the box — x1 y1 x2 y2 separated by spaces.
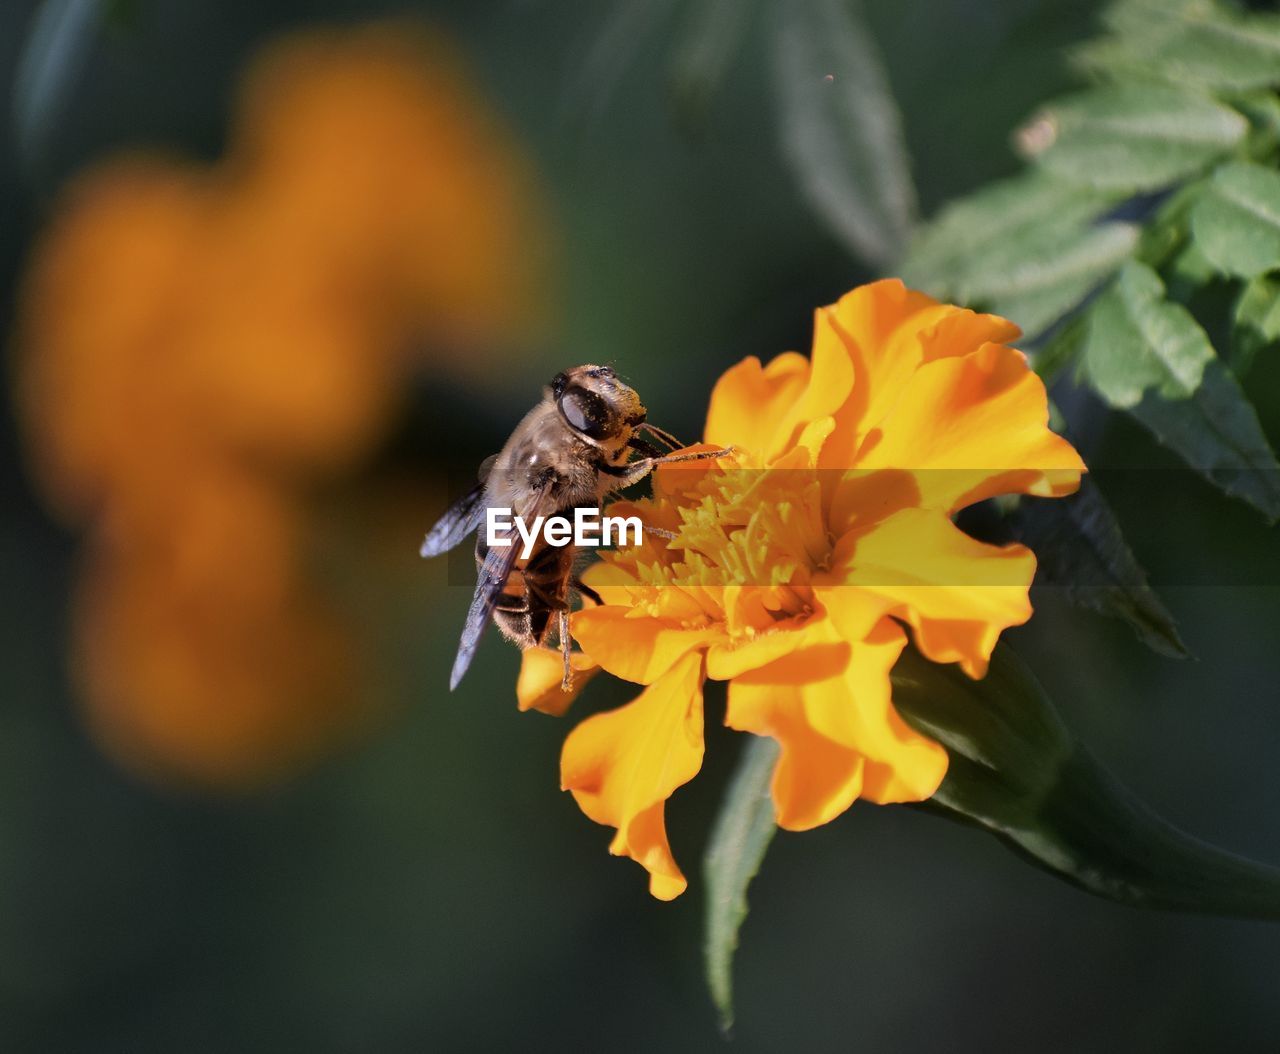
558 386 613 439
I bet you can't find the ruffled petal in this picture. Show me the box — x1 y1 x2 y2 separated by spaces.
818 280 1024 468
724 642 865 830
560 651 705 900
831 507 1037 678
706 623 818 681
516 647 599 716
854 342 1085 512
704 353 810 458
725 616 947 824
704 314 854 466
810 583 892 643
799 619 948 804
571 606 718 685
578 556 646 606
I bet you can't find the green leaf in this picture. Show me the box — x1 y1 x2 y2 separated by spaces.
1030 314 1087 383
1190 162 1280 278
13 0 108 180
959 220 1138 340
1097 0 1205 39
1231 273 1280 376
894 643 1280 918
1022 83 1247 192
564 0 679 131
773 0 916 266
1164 238 1218 304
903 171 1122 299
1126 363 1280 521
1077 1 1280 93
1084 260 1215 404
703 735 778 1033
667 0 757 133
1014 479 1188 658
1083 261 1280 519
904 172 1136 340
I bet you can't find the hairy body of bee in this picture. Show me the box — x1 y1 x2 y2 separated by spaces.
475 529 575 650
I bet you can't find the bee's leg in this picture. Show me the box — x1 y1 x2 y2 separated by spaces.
626 436 668 459
636 422 683 449
573 579 604 607
609 445 733 489
643 524 677 540
557 608 573 692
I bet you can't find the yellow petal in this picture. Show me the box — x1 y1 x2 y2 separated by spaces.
854 342 1085 511
578 557 644 607
724 643 865 830
773 310 856 459
822 468 920 549
516 647 599 716
832 507 1036 678
811 583 892 643
799 619 948 804
560 651 705 899
704 314 854 466
704 352 810 457
818 280 1024 468
706 614 834 681
918 304 1021 363
571 605 718 685
725 617 946 823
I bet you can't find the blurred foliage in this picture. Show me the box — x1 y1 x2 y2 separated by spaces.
902 0 1280 659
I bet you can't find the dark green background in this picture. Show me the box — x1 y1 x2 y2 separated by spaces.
3 1 1280 1050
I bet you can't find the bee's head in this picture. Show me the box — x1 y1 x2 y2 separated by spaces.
549 364 645 442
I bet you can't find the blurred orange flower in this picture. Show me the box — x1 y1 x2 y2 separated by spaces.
15 22 545 787
519 279 1085 899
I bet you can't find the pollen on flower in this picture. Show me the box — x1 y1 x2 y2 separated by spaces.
617 462 832 636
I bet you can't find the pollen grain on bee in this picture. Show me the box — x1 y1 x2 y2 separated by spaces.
486 506 644 559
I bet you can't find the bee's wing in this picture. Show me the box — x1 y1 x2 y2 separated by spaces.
420 482 489 558
449 478 555 691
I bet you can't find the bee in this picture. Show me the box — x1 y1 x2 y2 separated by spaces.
420 365 730 692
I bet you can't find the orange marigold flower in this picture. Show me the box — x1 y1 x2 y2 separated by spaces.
518 279 1086 899
14 22 543 787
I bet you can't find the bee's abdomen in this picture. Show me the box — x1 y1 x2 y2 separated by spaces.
474 533 573 649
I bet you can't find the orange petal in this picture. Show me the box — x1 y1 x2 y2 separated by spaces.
816 280 942 466
854 342 1085 511
728 685 865 830
704 352 810 458
725 617 946 822
725 642 865 830
560 651 705 899
831 507 1037 678
516 647 599 716
774 310 857 459
799 619 948 804
707 624 819 681
578 557 644 606
918 304 1021 363
704 316 854 466
571 605 718 685
818 281 1023 468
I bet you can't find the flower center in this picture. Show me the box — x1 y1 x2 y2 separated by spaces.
627 465 831 634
